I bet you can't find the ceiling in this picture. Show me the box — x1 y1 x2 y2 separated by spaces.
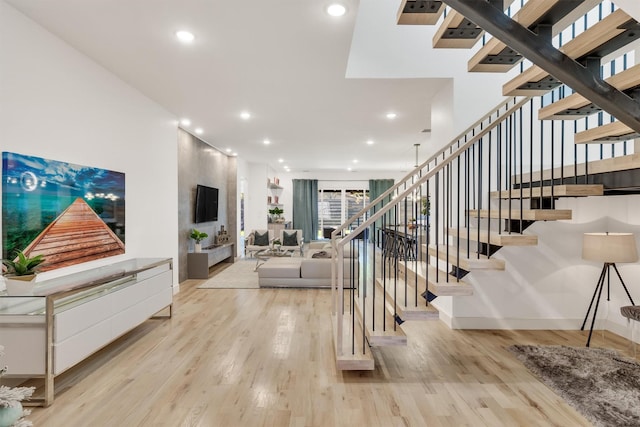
5 0 450 173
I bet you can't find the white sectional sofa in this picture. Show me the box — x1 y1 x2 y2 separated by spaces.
257 242 359 288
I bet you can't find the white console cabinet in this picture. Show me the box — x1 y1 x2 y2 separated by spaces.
0 258 173 406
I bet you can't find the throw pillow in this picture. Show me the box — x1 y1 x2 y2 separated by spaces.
254 231 269 246
283 231 298 246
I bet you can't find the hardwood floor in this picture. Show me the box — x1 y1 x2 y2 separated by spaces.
25 262 636 426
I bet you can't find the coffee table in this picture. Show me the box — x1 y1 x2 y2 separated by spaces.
254 248 293 271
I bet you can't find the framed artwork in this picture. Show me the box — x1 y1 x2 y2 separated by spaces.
2 152 125 271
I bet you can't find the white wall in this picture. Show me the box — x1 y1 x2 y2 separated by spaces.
244 162 270 236
0 3 179 285
449 194 640 339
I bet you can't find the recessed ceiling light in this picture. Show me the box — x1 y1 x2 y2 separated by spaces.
232 152 238 157
240 111 251 120
194 127 203 135
353 159 359 164
226 148 232 153
278 158 284 163
386 112 397 120
263 139 271 145
366 139 374 145
347 167 352 171
180 118 191 127
175 30 195 43
327 4 346 17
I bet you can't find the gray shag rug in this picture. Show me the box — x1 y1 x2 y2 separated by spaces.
509 345 640 427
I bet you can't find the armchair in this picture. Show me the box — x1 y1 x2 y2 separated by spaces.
245 229 275 257
279 229 304 255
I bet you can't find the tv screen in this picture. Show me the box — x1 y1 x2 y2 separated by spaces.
195 184 219 223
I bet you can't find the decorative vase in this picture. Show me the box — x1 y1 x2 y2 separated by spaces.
195 243 202 253
4 277 36 296
0 402 23 427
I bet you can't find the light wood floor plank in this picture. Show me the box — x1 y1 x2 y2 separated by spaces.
20 261 637 426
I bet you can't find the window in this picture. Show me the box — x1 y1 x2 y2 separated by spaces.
317 187 369 239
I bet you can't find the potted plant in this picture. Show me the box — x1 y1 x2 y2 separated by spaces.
2 251 45 296
268 207 284 223
420 195 431 217
272 239 282 251
190 229 208 253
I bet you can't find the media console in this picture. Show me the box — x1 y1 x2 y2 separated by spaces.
187 243 235 279
0 257 173 406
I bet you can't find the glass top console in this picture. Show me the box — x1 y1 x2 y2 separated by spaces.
0 257 173 406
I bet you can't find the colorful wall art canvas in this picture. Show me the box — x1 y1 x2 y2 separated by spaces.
2 152 125 272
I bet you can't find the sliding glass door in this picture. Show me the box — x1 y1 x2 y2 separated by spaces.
317 187 369 239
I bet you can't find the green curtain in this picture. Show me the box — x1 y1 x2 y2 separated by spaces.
368 179 394 244
292 179 318 243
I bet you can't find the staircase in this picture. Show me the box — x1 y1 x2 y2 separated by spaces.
331 0 640 370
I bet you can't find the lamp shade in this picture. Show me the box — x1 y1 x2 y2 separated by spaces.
582 232 638 263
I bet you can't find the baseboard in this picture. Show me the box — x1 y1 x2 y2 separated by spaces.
172 283 180 294
437 309 453 328
439 316 640 344
448 317 587 330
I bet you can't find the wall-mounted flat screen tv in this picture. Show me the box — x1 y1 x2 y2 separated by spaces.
195 184 219 223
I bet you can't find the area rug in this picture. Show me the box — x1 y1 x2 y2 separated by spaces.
197 260 259 289
509 345 640 427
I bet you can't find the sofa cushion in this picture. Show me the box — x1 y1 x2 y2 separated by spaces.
254 231 269 246
301 259 330 279
300 259 354 279
283 230 298 246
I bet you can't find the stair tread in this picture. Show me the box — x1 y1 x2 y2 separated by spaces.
490 184 604 198
394 261 474 296
467 209 572 220
426 244 506 270
538 63 640 120
432 0 515 49
448 228 538 246
574 121 640 144
354 284 408 346
468 0 564 73
332 314 375 371
503 9 636 96
397 0 445 25
375 277 441 320
432 11 483 49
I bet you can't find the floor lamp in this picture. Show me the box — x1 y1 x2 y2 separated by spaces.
581 232 638 347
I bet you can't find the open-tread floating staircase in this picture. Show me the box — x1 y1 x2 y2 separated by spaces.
330 0 640 371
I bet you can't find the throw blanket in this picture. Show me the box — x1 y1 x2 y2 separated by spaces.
311 250 332 259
